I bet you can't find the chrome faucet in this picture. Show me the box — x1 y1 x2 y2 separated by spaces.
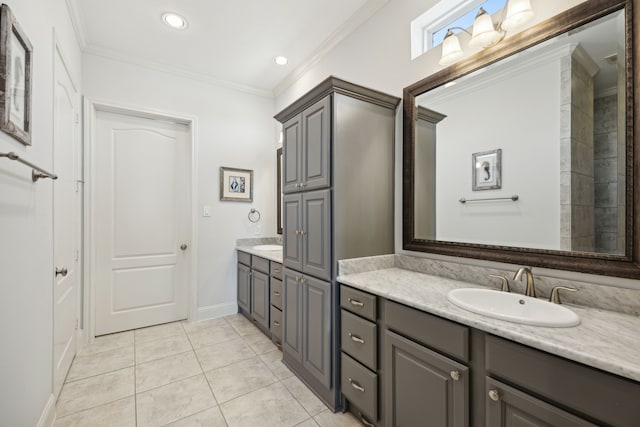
513 267 536 298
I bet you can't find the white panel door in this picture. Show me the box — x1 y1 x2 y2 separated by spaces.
53 47 79 397
94 111 190 335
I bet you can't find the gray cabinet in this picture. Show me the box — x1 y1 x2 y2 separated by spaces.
237 263 251 313
283 268 331 388
283 268 302 360
284 190 331 281
385 329 469 427
251 270 269 330
301 97 331 191
283 114 301 194
301 274 331 387
283 97 330 194
283 194 303 270
276 77 399 410
270 262 283 346
237 251 274 335
486 377 596 427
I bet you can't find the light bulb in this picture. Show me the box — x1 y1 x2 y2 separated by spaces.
439 30 464 66
502 0 534 31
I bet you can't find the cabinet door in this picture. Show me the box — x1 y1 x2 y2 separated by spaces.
385 329 469 427
302 275 331 388
282 268 303 363
486 377 597 427
302 189 331 280
302 96 331 191
283 113 302 193
251 270 270 330
237 263 251 313
283 193 303 271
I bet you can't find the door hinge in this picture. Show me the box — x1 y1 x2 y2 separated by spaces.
75 318 79 330
76 249 80 261
74 113 79 124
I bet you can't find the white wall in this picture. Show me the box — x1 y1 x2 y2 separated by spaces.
0 0 82 425
82 55 277 319
429 58 561 249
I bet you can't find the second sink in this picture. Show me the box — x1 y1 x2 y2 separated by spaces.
447 288 580 327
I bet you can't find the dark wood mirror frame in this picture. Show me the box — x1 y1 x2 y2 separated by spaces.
403 0 640 279
277 147 283 235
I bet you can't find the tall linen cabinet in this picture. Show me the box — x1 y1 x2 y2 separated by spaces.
275 77 399 410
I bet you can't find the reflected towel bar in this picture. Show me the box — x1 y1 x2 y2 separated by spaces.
459 195 519 204
0 151 58 182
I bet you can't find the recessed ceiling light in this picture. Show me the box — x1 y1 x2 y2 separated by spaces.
162 12 187 29
274 56 288 65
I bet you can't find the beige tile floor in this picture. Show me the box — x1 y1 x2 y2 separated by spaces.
54 314 363 427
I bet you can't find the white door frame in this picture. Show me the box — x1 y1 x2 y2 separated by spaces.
83 98 199 342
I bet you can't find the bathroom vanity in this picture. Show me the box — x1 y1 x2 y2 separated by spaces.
236 244 283 345
337 260 640 426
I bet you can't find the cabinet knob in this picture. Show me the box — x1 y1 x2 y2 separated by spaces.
348 298 365 308
348 333 365 344
300 182 306 188
273 321 280 327
450 371 460 381
488 389 500 401
295 183 300 188
348 378 365 393
55 267 68 277
299 230 305 236
274 291 281 296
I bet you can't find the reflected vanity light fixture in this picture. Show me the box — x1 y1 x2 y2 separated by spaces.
439 0 534 66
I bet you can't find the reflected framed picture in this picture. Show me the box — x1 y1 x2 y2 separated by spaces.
472 149 501 191
220 167 253 202
0 4 33 145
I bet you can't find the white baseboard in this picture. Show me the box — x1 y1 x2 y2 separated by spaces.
37 394 56 427
195 302 238 322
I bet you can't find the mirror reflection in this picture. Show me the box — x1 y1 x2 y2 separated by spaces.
414 10 626 255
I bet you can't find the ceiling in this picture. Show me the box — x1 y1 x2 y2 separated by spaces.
69 0 385 96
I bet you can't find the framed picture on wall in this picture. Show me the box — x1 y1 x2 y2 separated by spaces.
220 167 253 202
472 149 502 191
0 4 33 146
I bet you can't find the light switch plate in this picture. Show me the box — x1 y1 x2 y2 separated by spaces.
203 206 211 217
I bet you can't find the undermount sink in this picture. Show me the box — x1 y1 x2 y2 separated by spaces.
447 288 580 327
252 244 282 251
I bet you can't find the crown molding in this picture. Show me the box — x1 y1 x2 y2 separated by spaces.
273 0 389 98
65 0 86 48
83 45 274 98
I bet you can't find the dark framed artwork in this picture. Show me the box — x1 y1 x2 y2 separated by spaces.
0 4 33 145
220 167 253 202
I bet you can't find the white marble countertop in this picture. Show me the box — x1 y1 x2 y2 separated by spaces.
337 267 640 382
237 245 283 264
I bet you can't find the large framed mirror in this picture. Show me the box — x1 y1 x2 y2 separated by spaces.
403 0 640 278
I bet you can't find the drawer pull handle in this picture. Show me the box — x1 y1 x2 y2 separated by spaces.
348 298 364 307
489 389 500 401
358 412 375 427
450 371 460 381
348 378 365 393
273 321 280 327
273 269 281 273
274 291 281 296
348 333 365 344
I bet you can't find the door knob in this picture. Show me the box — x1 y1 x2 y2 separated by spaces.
180 244 188 251
55 267 68 277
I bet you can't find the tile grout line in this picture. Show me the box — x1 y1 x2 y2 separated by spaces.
180 320 228 426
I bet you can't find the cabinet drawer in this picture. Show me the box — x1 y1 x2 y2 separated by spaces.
385 299 469 363
271 278 283 310
486 335 640 427
340 286 376 321
270 261 283 279
252 256 270 274
238 251 251 266
341 353 377 422
270 306 283 340
341 309 377 371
